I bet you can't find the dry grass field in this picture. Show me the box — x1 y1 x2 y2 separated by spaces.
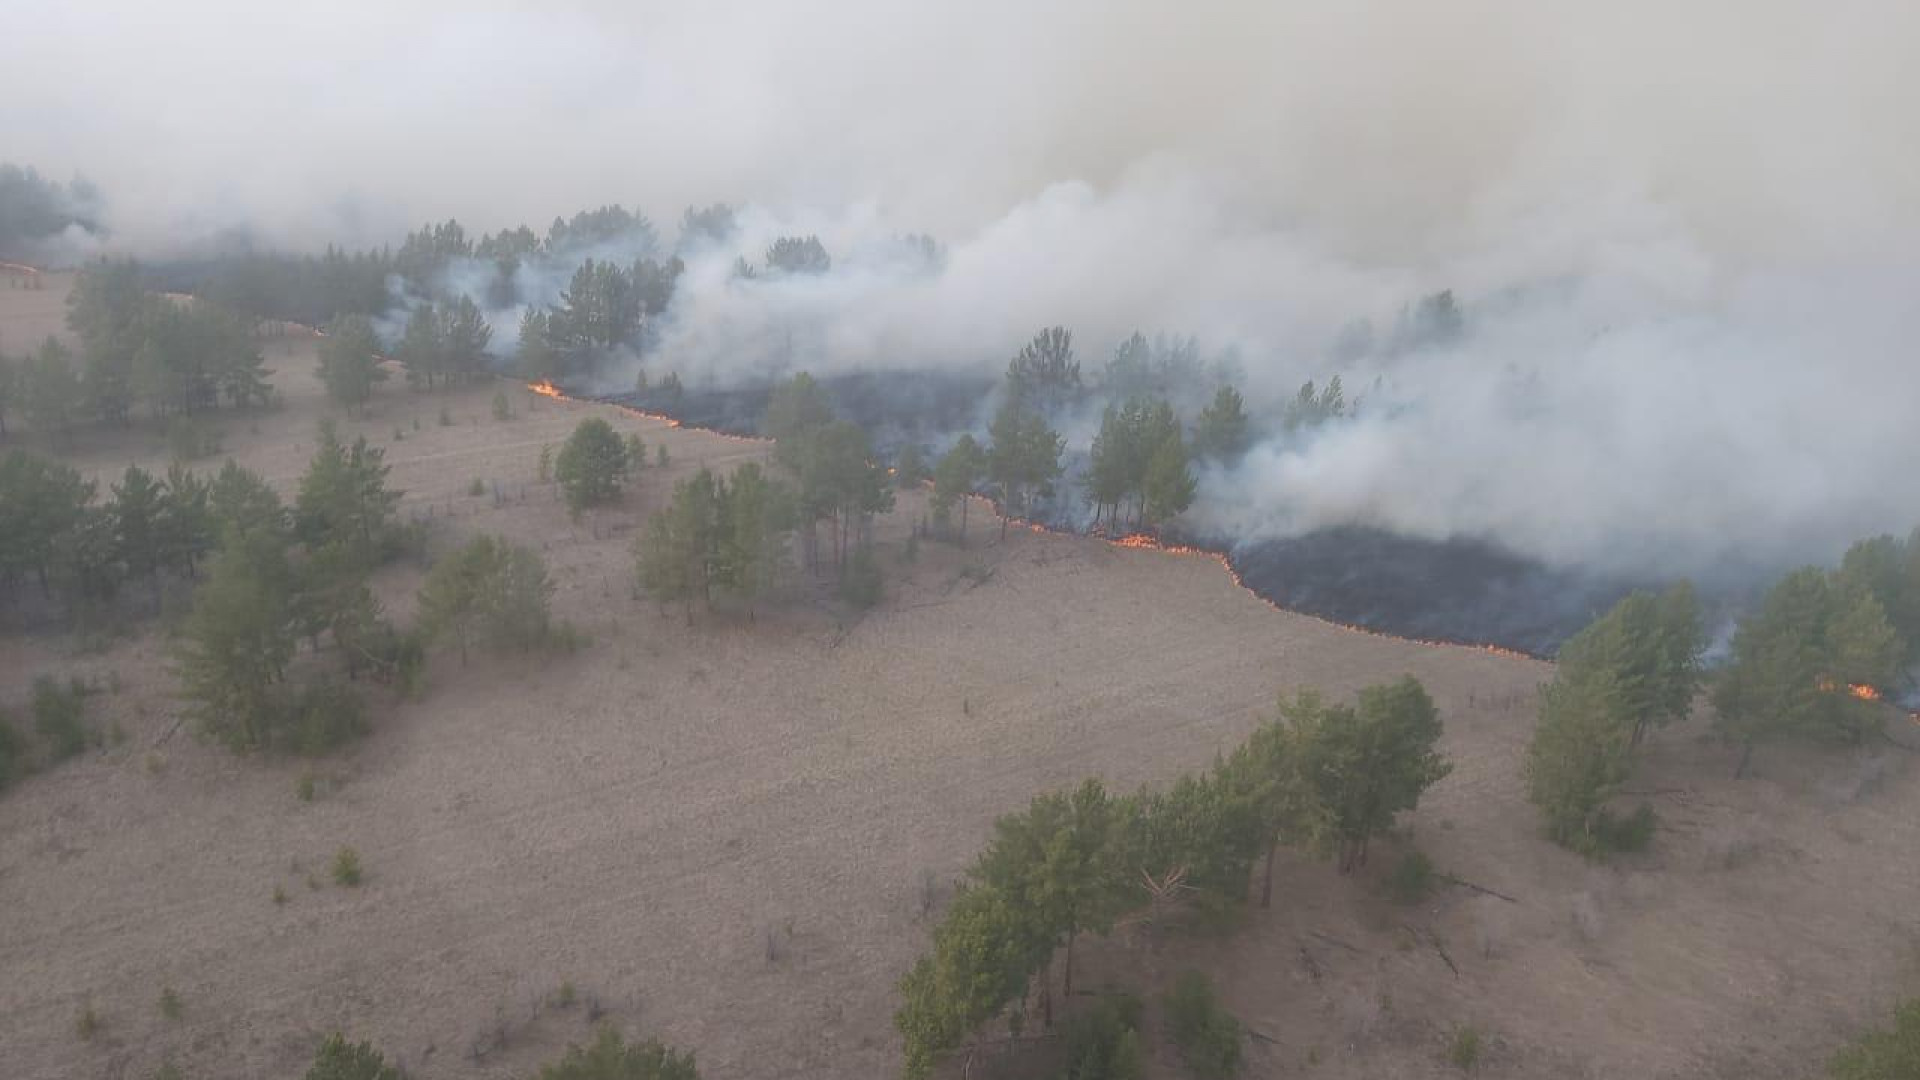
2 274 1916 1079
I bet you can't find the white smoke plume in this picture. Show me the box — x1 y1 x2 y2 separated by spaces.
5 0 1916 577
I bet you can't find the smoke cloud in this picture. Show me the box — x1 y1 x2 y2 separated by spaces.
6 0 1917 577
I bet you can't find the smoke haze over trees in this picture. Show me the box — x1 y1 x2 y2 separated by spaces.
6 1 1919 588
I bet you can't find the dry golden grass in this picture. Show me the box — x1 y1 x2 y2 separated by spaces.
1 276 1915 1079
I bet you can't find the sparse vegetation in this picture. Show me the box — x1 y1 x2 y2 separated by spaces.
1387 849 1436 905
75 1000 101 1041
1446 1024 1482 1070
331 845 362 887
159 985 183 1021
1830 998 1920 1079
32 674 91 761
1060 993 1146 1080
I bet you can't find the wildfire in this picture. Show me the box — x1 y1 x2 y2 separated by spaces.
1817 677 1884 702
524 380 782 447
1094 529 1540 661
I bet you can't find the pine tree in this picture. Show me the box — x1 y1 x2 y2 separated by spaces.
108 464 167 587
1141 432 1196 527
397 303 445 390
636 468 721 623
554 416 629 517
441 295 493 384
987 401 1063 536
931 435 983 541
1291 678 1450 873
1192 384 1250 461
317 314 385 410
175 533 298 750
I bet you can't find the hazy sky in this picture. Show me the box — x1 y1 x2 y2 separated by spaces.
6 1 1913 262
6 1 1917 575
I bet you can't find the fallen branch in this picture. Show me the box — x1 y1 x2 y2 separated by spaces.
1417 924 1460 979
1308 930 1364 954
1296 944 1322 983
1245 1026 1284 1046
1439 873 1522 905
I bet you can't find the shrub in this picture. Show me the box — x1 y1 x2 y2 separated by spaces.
1387 849 1436 905
1165 972 1241 1080
306 1032 402 1080
154 1062 186 1080
655 443 669 468
492 390 511 421
32 675 90 762
273 883 289 905
296 771 317 802
555 981 577 1009
1061 994 1145 1080
469 477 486 497
839 548 883 610
285 680 367 756
438 404 453 427
159 985 184 1021
538 444 554 483
532 1025 700 1080
76 1001 102 1041
625 432 646 468
1591 803 1657 854
1447 1025 1481 1070
332 846 363 887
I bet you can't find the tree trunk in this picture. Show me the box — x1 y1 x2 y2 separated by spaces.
959 498 968 541
1039 956 1053 1028
1063 933 1075 997
1261 838 1277 907
1734 739 1754 779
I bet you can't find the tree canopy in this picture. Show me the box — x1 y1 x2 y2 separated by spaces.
1713 567 1900 774
555 417 630 516
416 534 556 663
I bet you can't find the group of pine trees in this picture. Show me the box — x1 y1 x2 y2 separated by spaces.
0 263 269 442
169 421 413 752
0 450 215 622
635 462 796 622
1526 527 1920 855
759 373 895 576
166 418 566 754
896 676 1449 1077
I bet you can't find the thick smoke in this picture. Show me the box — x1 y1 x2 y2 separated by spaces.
6 0 1917 581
